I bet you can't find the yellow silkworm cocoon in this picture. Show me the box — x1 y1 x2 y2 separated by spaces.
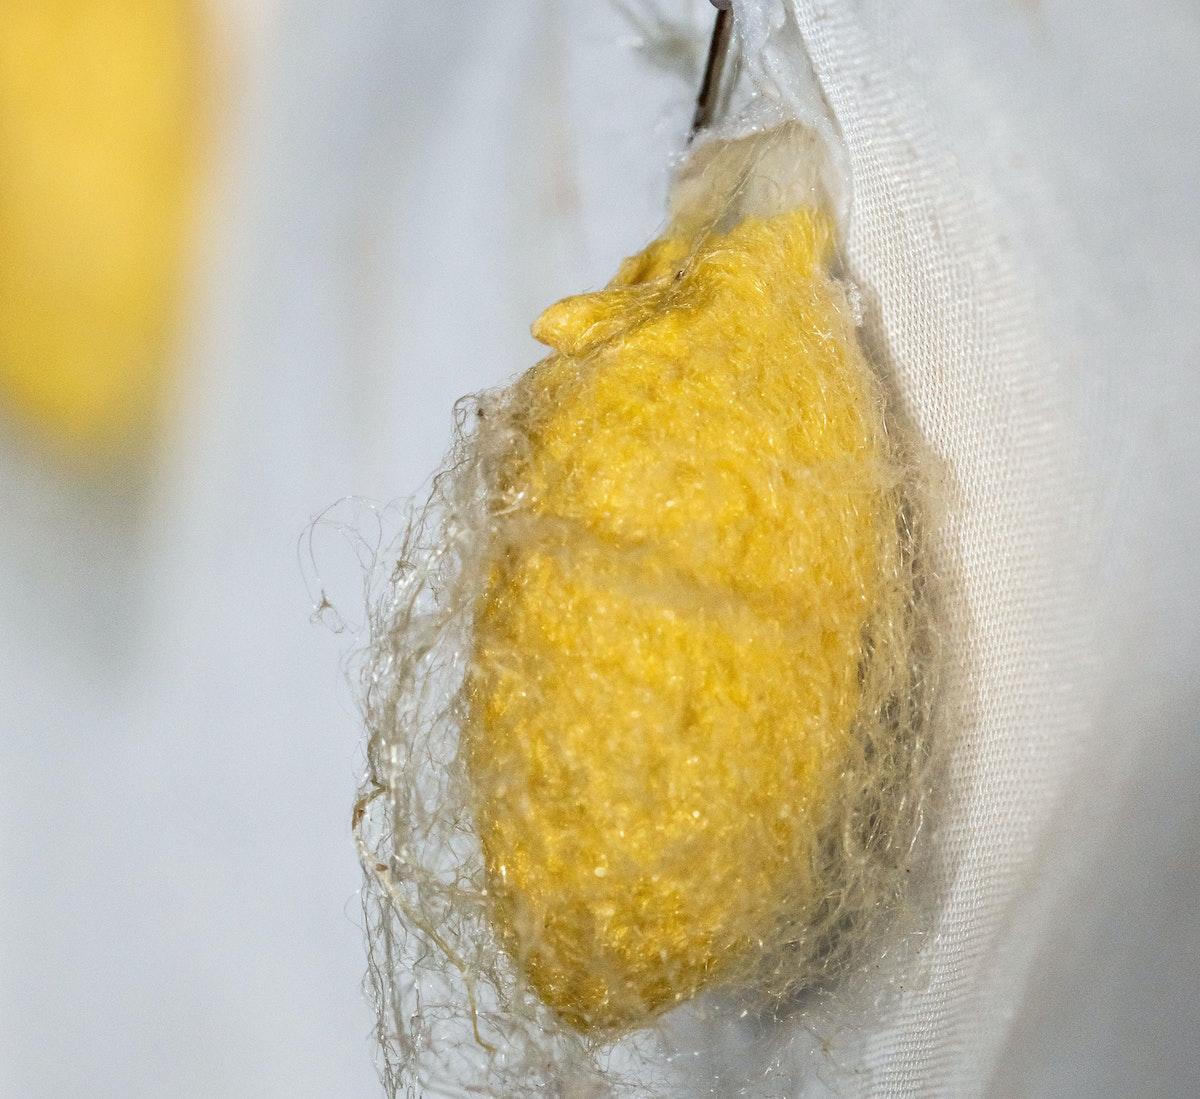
0 2 201 453
467 204 901 1032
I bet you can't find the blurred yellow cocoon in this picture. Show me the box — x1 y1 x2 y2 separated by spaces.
0 2 201 455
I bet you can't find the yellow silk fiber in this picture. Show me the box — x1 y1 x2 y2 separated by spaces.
471 207 895 1031
0 2 202 454
356 125 932 1094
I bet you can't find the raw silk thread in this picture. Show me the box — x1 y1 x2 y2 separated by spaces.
355 116 938 1096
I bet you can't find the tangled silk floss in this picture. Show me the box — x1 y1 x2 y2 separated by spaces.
356 122 933 1093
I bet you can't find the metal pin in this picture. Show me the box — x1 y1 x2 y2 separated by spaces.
690 1 734 140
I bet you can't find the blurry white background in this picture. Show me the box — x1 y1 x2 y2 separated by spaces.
0 2 702 1095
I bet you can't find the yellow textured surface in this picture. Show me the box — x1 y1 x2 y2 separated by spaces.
0 2 200 452
467 207 896 1032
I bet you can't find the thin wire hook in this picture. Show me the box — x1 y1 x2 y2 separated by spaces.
690 2 734 140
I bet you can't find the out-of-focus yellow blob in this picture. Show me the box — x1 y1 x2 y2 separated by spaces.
0 2 201 453
467 206 895 1031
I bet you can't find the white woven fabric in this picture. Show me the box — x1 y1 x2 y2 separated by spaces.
760 1 1084 1091
732 2 1200 1096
